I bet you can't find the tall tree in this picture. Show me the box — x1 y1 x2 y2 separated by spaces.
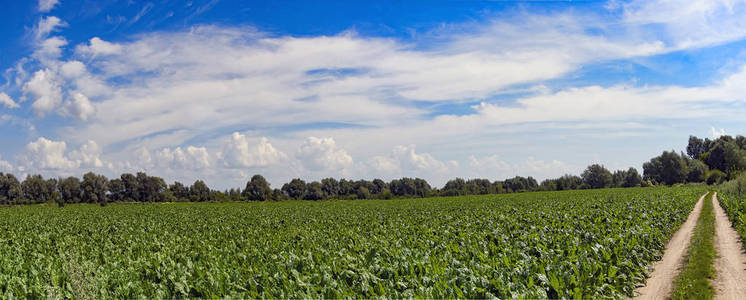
581 164 613 189
58 176 81 204
81 172 108 205
243 175 271 201
190 180 211 202
282 178 307 200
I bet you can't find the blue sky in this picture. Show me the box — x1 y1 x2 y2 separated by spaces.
1 0 746 189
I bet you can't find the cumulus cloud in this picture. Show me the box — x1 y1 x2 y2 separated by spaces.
0 155 12 172
60 60 86 78
20 137 77 170
711 127 726 138
155 146 210 170
296 137 353 171
0 93 19 109
69 140 104 168
76 37 122 56
221 132 286 168
38 0 60 12
22 69 62 117
61 92 95 121
368 145 456 176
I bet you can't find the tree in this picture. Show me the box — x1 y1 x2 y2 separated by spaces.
706 169 726 185
643 151 688 185
22 174 56 204
169 181 190 200
442 178 466 196
371 179 387 195
58 176 81 204
622 167 642 187
120 173 138 201
282 178 307 199
190 180 211 202
686 135 706 159
320 178 340 198
355 186 371 199
0 173 22 205
611 170 627 188
137 173 166 202
243 175 271 201
582 164 613 189
108 178 125 202
81 172 108 205
304 181 325 200
686 159 708 183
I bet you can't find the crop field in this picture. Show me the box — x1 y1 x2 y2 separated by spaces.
717 192 746 243
0 186 704 298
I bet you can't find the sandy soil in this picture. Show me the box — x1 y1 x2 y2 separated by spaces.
712 192 746 300
634 193 706 300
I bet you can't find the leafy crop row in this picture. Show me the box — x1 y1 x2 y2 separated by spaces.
0 187 703 298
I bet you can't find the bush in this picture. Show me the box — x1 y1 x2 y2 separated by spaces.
706 170 726 185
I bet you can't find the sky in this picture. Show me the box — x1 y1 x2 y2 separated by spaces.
1 0 746 189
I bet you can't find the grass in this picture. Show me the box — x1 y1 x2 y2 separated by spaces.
671 191 716 300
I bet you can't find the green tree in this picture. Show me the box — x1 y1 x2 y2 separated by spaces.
81 172 108 205
304 181 325 200
282 178 307 200
243 174 271 201
108 178 125 202
582 164 613 189
0 173 22 205
58 176 81 204
622 167 643 187
22 174 56 204
190 180 211 202
169 181 189 200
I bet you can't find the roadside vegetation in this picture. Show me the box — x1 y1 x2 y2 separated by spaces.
718 174 746 244
671 192 716 300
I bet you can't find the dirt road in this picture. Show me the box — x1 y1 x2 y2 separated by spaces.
634 193 706 300
712 192 746 300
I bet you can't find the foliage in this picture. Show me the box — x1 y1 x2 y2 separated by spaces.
582 164 612 189
643 151 689 185
0 187 704 298
718 174 746 243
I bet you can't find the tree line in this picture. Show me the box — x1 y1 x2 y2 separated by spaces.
0 134 740 206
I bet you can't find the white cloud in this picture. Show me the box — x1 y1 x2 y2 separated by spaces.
76 37 122 56
368 145 455 175
221 132 285 168
22 69 62 117
155 146 210 170
34 16 65 40
38 0 60 12
69 140 104 168
711 127 726 138
21 137 76 170
0 155 12 172
61 92 95 121
296 137 353 171
0 93 19 109
60 60 86 78
33 36 68 63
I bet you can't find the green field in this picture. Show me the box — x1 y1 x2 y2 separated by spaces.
0 187 704 298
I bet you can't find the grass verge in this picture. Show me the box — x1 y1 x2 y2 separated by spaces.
671 191 716 299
